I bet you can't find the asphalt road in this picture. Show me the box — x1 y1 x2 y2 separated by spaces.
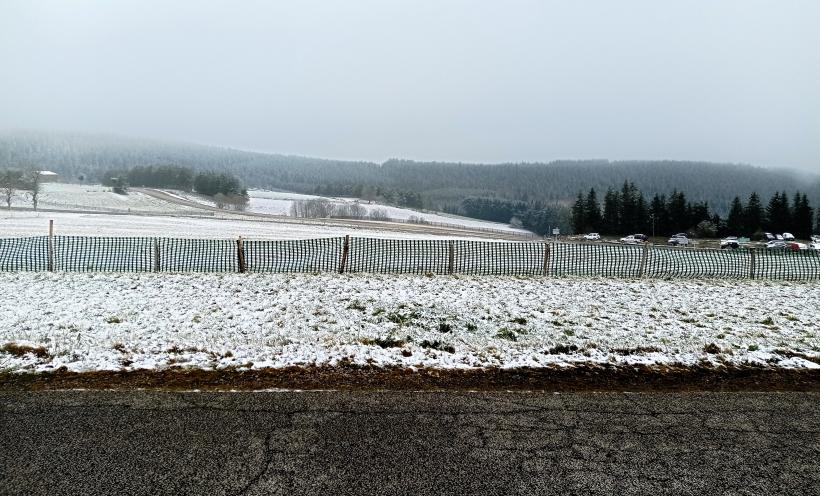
2 391 818 495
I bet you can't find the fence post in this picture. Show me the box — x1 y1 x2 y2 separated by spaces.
339 235 350 274
237 236 246 273
749 249 756 280
542 242 551 276
153 238 161 272
639 242 650 278
447 240 454 275
48 219 54 272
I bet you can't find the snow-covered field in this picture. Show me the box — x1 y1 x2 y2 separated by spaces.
1 273 817 373
171 188 531 234
0 211 497 240
8 183 197 213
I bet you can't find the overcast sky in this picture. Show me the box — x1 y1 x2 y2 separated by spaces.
1 0 818 170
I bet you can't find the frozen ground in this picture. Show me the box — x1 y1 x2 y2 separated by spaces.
1 273 817 373
8 183 197 213
167 188 531 234
0 211 498 240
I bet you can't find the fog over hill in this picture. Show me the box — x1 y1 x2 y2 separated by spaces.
1 130 817 216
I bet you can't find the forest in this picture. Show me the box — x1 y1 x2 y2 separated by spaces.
1 130 818 235
571 183 816 239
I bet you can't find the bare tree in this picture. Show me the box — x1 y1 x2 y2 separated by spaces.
0 169 22 210
24 169 42 211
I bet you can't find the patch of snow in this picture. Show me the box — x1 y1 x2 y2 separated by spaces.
0 211 499 240
0 273 817 373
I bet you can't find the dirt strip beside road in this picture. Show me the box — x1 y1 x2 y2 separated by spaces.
2 364 819 392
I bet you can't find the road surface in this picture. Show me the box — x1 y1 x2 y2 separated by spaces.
2 391 818 495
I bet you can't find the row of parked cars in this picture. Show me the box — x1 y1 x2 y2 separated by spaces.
582 232 820 251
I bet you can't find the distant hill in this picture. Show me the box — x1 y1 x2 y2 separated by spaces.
1 130 816 215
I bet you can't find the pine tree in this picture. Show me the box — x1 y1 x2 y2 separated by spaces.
602 189 620 235
745 192 765 237
649 194 668 237
571 192 586 234
726 196 745 235
584 188 602 232
766 191 791 232
667 190 688 234
792 193 814 239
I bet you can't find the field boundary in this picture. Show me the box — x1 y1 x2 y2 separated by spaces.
2 365 819 392
1 234 819 280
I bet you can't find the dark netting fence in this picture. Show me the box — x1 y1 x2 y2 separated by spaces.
453 240 545 275
157 238 237 272
0 236 49 271
55 236 154 272
754 249 820 281
1 236 819 281
245 237 343 273
550 243 644 278
646 246 752 280
346 238 450 274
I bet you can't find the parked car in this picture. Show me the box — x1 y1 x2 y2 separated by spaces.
811 240 820 251
764 232 776 241
720 237 741 249
766 240 786 250
633 234 648 242
583 233 601 241
787 242 807 251
811 235 820 243
619 235 641 244
667 234 691 246
782 232 795 241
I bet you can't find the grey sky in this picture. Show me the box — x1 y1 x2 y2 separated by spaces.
1 0 818 170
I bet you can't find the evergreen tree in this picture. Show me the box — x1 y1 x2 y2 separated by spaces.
726 196 745 235
584 188 602 232
667 190 688 234
766 191 791 232
649 194 668 237
635 194 649 234
744 192 765 237
792 193 814 239
571 192 586 234
602 189 620 235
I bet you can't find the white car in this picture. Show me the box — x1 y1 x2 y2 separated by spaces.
720 237 741 249
583 233 601 241
620 235 640 244
766 240 786 250
667 234 691 246
782 232 795 241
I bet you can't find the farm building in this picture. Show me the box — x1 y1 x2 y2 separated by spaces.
37 170 60 182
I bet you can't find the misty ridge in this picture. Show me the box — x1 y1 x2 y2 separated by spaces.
2 130 816 215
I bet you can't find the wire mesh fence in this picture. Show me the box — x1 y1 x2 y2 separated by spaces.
1 235 819 281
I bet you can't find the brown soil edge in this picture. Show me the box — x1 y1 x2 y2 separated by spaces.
1 364 819 392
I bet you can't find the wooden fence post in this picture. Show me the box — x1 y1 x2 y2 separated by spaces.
749 249 756 280
543 242 551 276
447 240 454 275
639 242 650 278
153 238 161 272
339 235 350 274
48 219 54 272
237 236 246 273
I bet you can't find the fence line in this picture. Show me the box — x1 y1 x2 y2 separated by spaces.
1 235 819 281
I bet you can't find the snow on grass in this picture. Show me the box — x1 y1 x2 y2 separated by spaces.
167 188 532 233
1 273 817 373
0 211 498 240
9 183 197 213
